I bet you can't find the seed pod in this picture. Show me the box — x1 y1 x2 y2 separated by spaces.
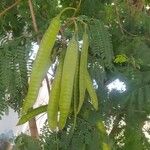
73 52 80 129
22 15 61 114
47 51 65 130
86 71 98 110
77 31 89 113
59 35 78 129
103 143 111 150
17 105 47 125
74 51 80 112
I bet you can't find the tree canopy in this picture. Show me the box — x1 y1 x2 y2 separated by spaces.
0 0 150 149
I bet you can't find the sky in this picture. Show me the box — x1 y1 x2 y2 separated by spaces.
0 108 18 134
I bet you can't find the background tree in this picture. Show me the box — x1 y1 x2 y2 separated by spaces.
0 0 150 149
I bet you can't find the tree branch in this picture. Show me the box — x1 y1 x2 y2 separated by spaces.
28 0 40 43
114 0 138 37
0 0 20 18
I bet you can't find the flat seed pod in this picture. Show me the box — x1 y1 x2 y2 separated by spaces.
77 31 89 113
22 15 61 114
59 35 78 129
73 52 80 129
86 71 98 110
17 105 47 125
73 53 79 115
47 51 65 130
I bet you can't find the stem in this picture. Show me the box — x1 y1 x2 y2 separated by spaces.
73 20 78 34
59 7 77 17
73 0 82 16
28 0 39 41
114 0 137 37
72 114 77 132
76 19 87 30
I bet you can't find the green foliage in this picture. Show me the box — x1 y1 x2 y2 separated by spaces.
0 0 58 117
0 37 30 115
0 0 150 149
88 19 114 68
40 114 107 150
0 100 7 119
14 133 42 150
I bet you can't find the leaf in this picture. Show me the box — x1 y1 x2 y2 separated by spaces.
88 19 114 68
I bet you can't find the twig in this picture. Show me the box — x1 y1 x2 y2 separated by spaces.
114 1 138 37
28 0 40 43
28 0 50 94
0 0 20 18
73 0 82 16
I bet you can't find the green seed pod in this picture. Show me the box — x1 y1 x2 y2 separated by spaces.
22 15 61 114
73 52 80 129
77 31 89 113
47 51 65 130
86 71 98 110
17 105 47 125
59 35 78 129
